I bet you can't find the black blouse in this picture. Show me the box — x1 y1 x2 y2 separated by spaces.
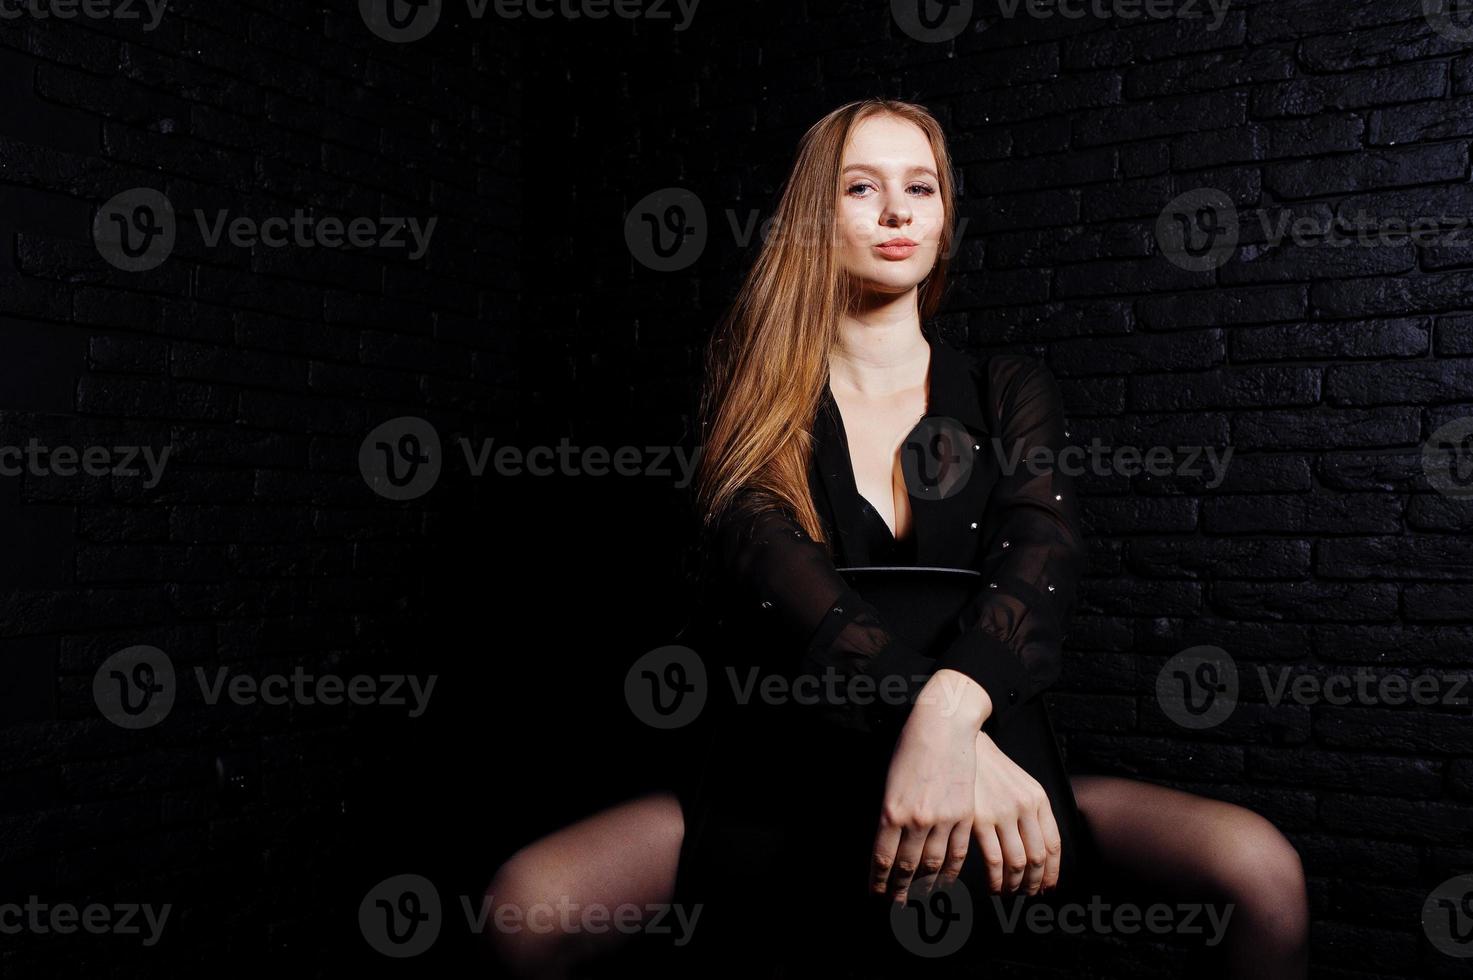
702 323 1086 736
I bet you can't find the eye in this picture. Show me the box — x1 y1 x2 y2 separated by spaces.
845 181 936 198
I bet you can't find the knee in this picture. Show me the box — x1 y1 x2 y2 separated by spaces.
1208 811 1308 947
482 849 573 977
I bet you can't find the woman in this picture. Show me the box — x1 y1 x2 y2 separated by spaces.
483 98 1309 978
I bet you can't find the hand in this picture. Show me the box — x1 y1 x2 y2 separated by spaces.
868 672 984 906
971 729 1061 896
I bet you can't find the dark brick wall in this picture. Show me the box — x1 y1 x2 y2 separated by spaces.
2 0 1471 976
0 0 523 975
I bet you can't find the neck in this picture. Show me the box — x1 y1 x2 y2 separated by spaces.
830 293 930 398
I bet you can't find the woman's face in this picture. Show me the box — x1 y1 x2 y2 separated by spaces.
834 114 946 299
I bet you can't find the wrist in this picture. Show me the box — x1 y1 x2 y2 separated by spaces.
914 668 992 730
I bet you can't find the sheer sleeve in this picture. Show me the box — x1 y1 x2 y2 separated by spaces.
706 489 936 736
930 355 1086 730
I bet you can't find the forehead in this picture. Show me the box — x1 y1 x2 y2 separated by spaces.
840 114 936 170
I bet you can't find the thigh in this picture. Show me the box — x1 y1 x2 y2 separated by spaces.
490 790 685 918
1069 774 1292 901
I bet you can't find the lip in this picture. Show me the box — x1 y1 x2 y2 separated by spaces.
875 238 919 259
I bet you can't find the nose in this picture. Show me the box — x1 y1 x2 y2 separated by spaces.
881 189 912 227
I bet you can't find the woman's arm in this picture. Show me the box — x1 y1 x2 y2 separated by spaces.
709 488 962 734
929 355 1086 732
709 488 989 905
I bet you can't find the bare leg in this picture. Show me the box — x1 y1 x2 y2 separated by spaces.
481 791 685 979
1070 775 1309 979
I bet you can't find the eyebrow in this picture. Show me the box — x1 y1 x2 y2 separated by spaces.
842 164 939 180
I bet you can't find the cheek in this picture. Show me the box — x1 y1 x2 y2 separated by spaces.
836 199 876 247
921 203 948 240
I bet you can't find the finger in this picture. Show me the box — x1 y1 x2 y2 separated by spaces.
870 818 904 896
913 825 953 900
997 819 1027 895
887 826 927 906
1035 795 1062 892
938 820 971 890
1017 809 1047 897
973 822 1005 894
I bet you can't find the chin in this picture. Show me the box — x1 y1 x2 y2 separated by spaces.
860 271 927 294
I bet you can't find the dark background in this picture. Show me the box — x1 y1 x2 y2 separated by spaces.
1 0 1470 976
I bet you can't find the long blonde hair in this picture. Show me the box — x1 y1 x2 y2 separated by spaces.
693 98 959 551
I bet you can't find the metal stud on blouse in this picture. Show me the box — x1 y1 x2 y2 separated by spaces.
970 521 978 529
1047 584 1056 592
1002 540 1010 548
989 582 998 589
